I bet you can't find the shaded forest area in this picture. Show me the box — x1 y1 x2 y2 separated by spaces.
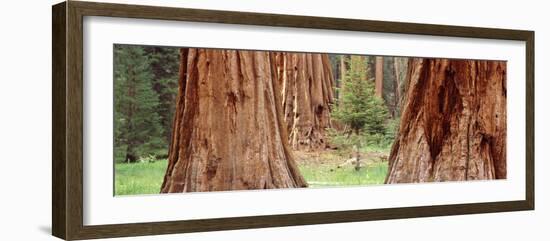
114 45 180 163
114 45 506 195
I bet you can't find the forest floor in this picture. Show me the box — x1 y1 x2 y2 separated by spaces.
114 149 389 195
295 149 388 188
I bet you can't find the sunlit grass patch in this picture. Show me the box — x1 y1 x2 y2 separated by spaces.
114 158 388 195
299 161 388 188
114 160 167 195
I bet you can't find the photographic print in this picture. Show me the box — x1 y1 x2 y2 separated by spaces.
113 45 506 195
52 3 533 239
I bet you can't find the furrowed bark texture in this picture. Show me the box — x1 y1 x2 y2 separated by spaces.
385 58 507 183
271 52 335 151
161 48 307 193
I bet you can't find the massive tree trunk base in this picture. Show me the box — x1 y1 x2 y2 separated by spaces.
161 49 307 193
385 58 506 183
273 52 335 151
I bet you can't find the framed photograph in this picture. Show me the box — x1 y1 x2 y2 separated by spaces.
52 1 534 240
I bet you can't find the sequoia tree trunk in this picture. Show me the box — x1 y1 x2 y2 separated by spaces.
385 58 507 183
392 57 402 117
272 52 335 151
375 56 384 98
161 49 307 193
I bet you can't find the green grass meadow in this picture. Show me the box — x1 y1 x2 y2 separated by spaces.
115 159 388 195
299 162 388 188
115 160 167 195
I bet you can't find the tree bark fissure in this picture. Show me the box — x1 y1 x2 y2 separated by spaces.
386 58 506 183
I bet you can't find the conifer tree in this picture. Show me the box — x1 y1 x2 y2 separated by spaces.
333 55 388 135
114 45 165 163
144 47 180 144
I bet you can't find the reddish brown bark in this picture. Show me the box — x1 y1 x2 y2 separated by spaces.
375 56 384 98
393 57 408 108
271 52 335 151
392 57 401 118
161 49 307 193
386 58 507 183
389 57 409 118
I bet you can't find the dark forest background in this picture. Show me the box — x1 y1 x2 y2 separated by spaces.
114 45 180 163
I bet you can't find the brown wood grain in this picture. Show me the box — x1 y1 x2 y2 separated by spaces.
52 1 535 240
52 2 67 239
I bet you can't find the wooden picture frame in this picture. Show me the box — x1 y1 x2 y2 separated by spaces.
52 1 534 240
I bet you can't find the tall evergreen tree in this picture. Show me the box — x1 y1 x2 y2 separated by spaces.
143 47 180 144
333 55 388 135
114 45 165 163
